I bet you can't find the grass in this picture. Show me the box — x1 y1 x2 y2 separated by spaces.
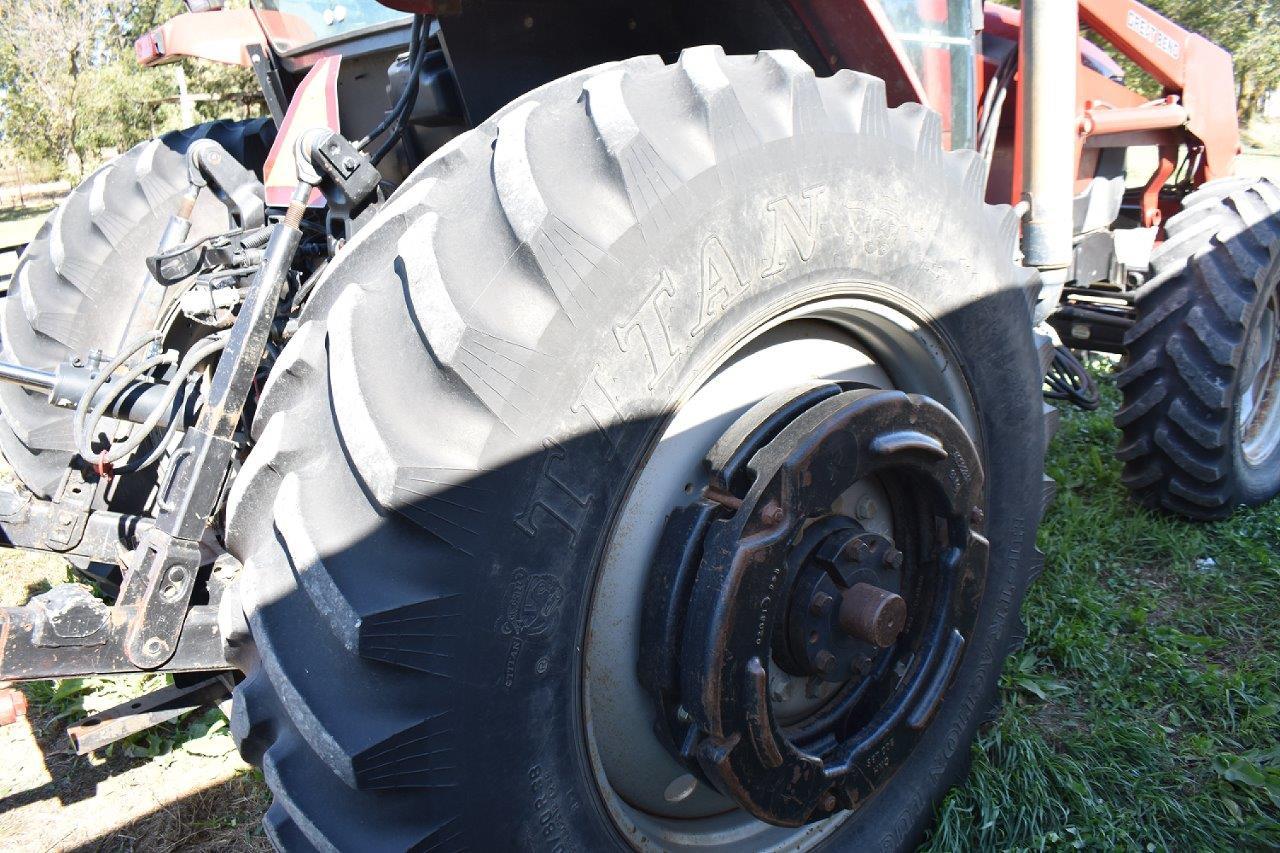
926 365 1280 850
0 203 52 249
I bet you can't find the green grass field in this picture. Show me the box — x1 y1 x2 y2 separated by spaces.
927 367 1280 849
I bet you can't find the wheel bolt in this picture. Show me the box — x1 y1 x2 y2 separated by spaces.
665 774 699 803
809 591 834 615
814 650 836 674
761 501 784 526
845 537 869 561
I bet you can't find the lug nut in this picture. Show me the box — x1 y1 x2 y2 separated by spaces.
665 774 699 803
761 500 784 526
809 591 834 616
814 650 836 675
839 583 908 649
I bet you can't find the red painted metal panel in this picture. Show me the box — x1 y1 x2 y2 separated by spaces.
785 0 928 108
262 56 342 208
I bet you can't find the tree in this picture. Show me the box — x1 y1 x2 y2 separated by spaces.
993 0 1280 123
0 0 259 179
0 0 109 177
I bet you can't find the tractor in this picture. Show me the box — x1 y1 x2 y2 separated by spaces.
0 0 1274 849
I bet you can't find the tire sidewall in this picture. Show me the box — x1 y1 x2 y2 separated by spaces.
440 134 1043 849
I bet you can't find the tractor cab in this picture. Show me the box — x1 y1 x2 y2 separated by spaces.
251 0 410 54
878 0 979 149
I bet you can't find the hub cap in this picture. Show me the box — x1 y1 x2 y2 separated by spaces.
583 301 985 849
643 385 986 826
1240 289 1280 465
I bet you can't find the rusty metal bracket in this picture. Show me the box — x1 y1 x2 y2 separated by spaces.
0 593 227 681
44 469 96 551
0 481 151 564
67 673 233 754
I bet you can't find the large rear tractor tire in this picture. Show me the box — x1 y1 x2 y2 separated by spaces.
1117 177 1280 519
224 50 1051 850
0 118 275 498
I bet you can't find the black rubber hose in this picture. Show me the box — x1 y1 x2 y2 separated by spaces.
356 15 426 151
370 19 431 166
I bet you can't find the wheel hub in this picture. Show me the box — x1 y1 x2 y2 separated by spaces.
639 383 987 827
773 522 904 683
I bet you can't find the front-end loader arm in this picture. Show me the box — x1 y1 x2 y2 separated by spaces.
1080 0 1238 181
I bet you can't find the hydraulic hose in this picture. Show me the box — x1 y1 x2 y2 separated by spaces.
357 15 426 152
73 333 228 468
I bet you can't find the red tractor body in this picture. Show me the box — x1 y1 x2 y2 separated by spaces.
136 0 1242 234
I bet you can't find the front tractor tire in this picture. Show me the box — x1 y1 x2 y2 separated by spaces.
1118 177 1280 519
225 49 1051 850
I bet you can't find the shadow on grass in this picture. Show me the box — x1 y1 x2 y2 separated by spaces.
0 204 54 226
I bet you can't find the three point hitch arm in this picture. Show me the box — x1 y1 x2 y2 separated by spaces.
0 130 380 697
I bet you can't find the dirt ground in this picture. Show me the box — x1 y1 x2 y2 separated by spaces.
0 550 270 852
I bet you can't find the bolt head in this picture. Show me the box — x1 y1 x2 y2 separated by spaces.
855 496 878 520
761 501 784 525
883 548 904 570
814 650 836 674
821 794 838 812
665 774 699 803
809 591 834 616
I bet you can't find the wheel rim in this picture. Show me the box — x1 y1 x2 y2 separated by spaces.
1240 289 1280 465
583 294 981 850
